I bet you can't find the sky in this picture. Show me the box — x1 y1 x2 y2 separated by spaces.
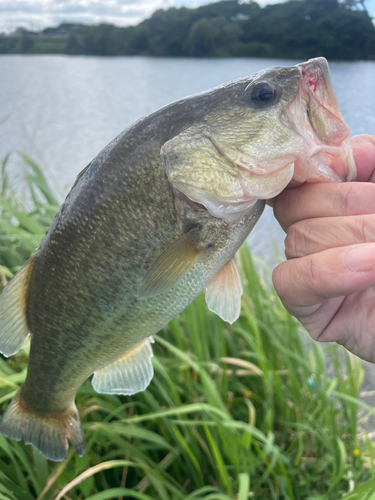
1 0 374 34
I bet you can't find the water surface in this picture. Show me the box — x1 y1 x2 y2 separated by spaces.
1 55 374 266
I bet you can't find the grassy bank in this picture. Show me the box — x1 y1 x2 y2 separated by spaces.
0 154 375 499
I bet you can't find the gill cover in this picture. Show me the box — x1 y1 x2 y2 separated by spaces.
162 129 253 223
161 126 294 223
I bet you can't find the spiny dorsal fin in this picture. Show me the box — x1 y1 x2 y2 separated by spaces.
205 257 243 324
92 337 154 395
0 256 35 357
70 162 91 191
76 162 91 180
137 226 206 300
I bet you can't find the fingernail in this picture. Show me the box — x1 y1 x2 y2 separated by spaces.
346 244 375 272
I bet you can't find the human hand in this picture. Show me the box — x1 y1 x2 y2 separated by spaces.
272 135 375 362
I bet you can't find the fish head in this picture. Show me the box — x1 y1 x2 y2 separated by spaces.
162 57 355 223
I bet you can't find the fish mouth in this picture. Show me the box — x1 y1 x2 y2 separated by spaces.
288 57 356 183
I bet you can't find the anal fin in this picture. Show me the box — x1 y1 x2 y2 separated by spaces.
92 337 154 395
205 257 243 324
0 256 35 357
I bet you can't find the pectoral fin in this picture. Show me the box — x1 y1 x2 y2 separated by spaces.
205 257 243 324
137 226 206 300
92 337 154 395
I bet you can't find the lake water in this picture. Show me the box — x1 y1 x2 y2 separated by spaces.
1 55 375 267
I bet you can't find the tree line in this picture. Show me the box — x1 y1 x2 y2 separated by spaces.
1 0 374 60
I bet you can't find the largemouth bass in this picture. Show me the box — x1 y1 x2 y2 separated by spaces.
0 58 355 461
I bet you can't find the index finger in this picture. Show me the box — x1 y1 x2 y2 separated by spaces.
274 182 375 231
274 135 375 231
350 135 375 182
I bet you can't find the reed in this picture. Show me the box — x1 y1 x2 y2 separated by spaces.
0 154 374 500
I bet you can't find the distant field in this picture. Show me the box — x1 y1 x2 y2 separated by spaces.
29 37 67 54
0 37 67 55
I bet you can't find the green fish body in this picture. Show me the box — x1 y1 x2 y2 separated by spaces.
0 58 355 460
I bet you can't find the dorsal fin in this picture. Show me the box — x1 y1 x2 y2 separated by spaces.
137 226 207 300
92 337 154 395
70 162 91 191
205 257 243 324
0 256 35 357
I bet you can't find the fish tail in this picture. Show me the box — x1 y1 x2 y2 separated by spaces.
0 389 86 461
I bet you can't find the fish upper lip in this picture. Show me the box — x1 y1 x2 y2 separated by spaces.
297 57 347 126
286 58 356 183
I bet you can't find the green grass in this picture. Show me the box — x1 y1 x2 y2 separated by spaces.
0 153 375 499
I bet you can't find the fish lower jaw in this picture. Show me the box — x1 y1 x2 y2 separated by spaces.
293 139 356 184
241 161 295 199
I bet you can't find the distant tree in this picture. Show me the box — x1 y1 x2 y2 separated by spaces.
4 0 375 60
0 38 16 54
145 8 192 56
65 33 83 55
184 16 242 56
191 0 260 22
124 25 149 55
341 0 368 14
240 0 375 59
20 37 34 53
305 0 339 13
82 24 117 55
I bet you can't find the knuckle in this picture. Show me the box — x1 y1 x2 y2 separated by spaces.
337 183 361 215
305 255 320 293
273 192 290 229
272 264 287 299
285 226 298 259
355 215 368 243
273 261 302 306
354 214 375 243
337 183 375 216
285 221 307 259
273 187 302 230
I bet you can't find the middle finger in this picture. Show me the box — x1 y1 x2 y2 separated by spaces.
285 214 375 259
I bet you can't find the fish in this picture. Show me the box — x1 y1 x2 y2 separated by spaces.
0 57 356 461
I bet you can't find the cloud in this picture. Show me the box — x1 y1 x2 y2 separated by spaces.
0 0 374 34
0 0 175 33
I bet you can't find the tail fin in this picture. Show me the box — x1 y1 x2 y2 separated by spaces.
0 390 86 461
0 257 35 357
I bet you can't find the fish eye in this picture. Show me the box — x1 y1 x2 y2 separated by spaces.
245 82 280 109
